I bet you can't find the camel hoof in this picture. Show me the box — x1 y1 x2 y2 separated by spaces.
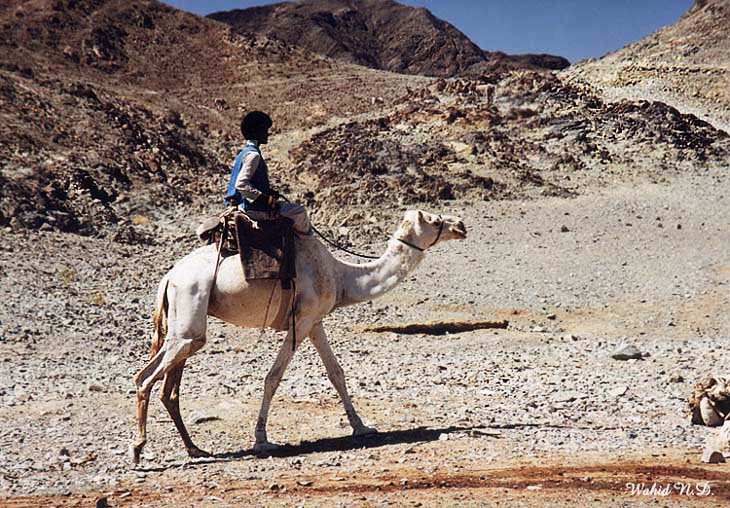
187 446 211 458
353 425 378 437
129 444 142 465
253 441 280 454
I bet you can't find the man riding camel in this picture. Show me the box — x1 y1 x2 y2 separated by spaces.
225 111 312 237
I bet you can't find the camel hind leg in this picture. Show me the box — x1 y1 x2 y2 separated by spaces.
159 360 210 458
130 337 204 463
131 277 209 464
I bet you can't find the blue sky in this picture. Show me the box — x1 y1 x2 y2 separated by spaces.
162 0 693 62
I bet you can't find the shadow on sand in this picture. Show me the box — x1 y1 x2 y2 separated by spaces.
214 424 502 461
136 424 504 472
136 422 584 472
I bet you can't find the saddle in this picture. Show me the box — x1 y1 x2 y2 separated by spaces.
196 210 296 290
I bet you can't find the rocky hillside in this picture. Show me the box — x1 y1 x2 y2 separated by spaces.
0 0 424 236
565 0 730 131
283 72 729 241
208 0 569 77
1 0 727 243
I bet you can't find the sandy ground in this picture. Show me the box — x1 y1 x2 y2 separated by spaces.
2 171 730 507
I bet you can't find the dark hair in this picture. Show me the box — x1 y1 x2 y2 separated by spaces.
240 111 272 139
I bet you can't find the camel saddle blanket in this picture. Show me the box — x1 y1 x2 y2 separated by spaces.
234 213 296 289
196 211 296 290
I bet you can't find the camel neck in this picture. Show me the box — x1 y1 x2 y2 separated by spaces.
335 238 425 308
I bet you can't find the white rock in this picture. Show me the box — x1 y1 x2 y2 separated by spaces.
551 390 586 403
609 385 628 397
190 411 221 425
701 446 725 464
700 398 724 427
611 344 642 361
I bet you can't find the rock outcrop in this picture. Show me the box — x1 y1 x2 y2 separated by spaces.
565 0 730 131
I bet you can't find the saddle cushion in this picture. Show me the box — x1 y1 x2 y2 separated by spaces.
196 211 296 289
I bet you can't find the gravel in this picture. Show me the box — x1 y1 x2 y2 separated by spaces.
1 172 730 498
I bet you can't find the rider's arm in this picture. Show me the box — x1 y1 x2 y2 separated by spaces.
234 151 263 202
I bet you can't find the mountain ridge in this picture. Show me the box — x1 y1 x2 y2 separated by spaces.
208 0 570 77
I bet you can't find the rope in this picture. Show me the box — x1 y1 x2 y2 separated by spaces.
212 215 228 283
311 225 380 260
277 192 380 260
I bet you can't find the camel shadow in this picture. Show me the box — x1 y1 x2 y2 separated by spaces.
137 425 494 472
211 425 499 461
134 422 578 472
138 426 492 472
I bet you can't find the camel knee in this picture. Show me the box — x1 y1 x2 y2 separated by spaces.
189 336 206 354
160 389 179 406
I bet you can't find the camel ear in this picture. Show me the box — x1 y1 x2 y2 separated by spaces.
416 210 425 221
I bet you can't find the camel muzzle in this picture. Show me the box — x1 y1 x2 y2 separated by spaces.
450 221 467 239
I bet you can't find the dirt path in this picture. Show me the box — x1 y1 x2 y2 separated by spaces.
4 455 730 507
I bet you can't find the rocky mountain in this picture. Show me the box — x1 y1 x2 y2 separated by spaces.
565 0 730 131
1 0 727 243
208 0 570 77
0 0 423 235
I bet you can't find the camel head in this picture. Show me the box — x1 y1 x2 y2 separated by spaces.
397 210 467 250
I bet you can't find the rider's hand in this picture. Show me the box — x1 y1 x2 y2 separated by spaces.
253 194 279 211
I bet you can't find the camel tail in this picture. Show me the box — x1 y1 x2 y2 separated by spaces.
150 276 170 358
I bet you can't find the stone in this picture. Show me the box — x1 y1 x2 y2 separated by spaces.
551 390 586 403
611 344 642 361
609 385 628 397
700 398 724 427
190 411 221 425
701 447 725 464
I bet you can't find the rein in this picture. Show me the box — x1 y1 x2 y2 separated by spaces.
280 193 446 258
311 225 380 260
396 215 444 252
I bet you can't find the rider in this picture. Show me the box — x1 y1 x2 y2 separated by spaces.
224 111 312 236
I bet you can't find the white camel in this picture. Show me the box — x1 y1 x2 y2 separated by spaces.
131 210 466 463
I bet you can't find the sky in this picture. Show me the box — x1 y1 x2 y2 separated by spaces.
162 0 694 63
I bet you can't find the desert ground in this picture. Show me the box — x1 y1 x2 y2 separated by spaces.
2 169 730 507
3 1 730 506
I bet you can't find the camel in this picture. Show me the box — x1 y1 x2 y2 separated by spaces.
131 210 467 463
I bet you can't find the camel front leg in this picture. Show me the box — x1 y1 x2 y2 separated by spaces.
309 322 377 436
253 321 308 452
